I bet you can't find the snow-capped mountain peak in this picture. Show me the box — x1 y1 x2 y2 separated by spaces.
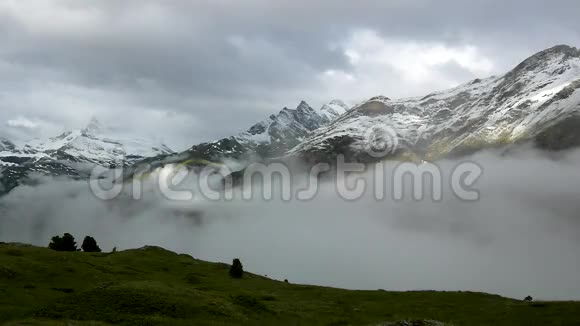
507 45 579 78
0 119 175 195
318 99 350 121
20 117 173 165
236 100 331 148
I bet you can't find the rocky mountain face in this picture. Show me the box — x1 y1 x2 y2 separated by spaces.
0 138 16 153
193 100 348 159
291 45 580 163
0 119 173 195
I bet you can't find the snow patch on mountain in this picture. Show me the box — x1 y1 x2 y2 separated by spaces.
0 119 174 195
318 100 350 121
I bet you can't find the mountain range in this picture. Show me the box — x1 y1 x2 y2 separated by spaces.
291 45 580 163
2 45 580 195
0 119 173 195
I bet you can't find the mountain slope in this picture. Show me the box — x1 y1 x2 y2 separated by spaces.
2 243 580 325
290 45 580 162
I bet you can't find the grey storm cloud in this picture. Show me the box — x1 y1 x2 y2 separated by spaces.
0 0 579 149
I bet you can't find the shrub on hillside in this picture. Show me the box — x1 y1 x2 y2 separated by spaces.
229 258 244 279
48 233 78 252
81 236 102 253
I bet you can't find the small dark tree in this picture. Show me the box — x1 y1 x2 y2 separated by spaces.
229 258 244 279
524 296 533 302
48 233 77 252
81 236 101 253
48 236 61 251
61 233 77 251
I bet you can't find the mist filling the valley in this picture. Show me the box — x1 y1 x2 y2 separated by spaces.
2 147 580 301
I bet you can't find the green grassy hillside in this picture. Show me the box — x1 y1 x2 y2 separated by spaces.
1 243 579 325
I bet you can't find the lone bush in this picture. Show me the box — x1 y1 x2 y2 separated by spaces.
81 236 102 253
48 233 77 252
229 258 244 278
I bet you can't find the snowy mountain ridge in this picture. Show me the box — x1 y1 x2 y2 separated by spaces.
181 100 349 161
291 45 580 162
0 119 173 195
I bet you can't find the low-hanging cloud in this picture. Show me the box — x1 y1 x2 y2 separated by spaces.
2 148 580 300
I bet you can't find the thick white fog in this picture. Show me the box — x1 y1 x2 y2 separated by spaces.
2 148 580 300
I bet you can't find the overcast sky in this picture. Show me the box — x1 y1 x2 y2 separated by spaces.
0 0 579 150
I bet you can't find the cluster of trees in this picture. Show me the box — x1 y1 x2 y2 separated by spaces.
48 234 247 280
48 233 102 253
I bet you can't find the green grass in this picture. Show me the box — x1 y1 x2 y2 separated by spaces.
1 243 579 325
